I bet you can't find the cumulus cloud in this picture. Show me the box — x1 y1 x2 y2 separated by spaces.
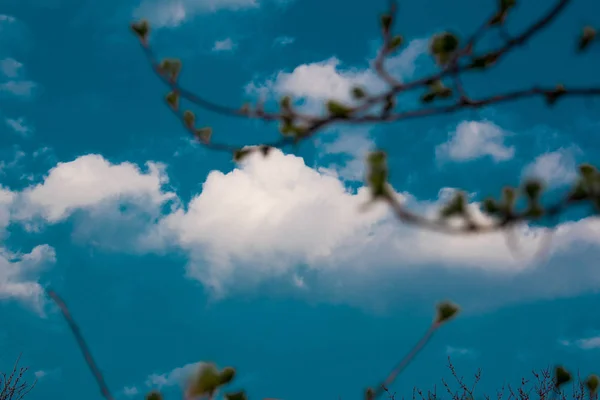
18 154 175 223
522 147 579 187
436 121 515 163
315 128 375 181
0 244 56 311
245 39 427 113
212 38 236 52
0 80 36 97
133 0 258 28
5 150 600 312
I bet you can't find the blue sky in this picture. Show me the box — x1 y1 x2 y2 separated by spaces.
1 0 600 399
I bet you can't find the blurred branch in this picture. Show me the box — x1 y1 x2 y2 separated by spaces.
0 355 36 400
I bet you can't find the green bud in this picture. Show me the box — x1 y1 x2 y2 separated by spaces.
502 187 516 210
499 0 516 12
234 148 252 162
440 192 467 219
130 20 150 41
578 26 597 52
225 391 248 400
366 151 389 197
435 301 460 324
430 32 459 65
183 110 195 128
421 92 437 103
280 95 292 111
482 198 500 214
326 100 353 118
569 181 589 201
365 387 375 400
522 179 543 201
187 363 221 397
146 391 163 400
579 163 598 181
219 367 236 385
240 103 251 114
388 35 404 51
586 374 600 394
545 84 566 106
380 14 393 31
165 91 179 110
554 366 572 389
351 86 367 99
194 127 212 144
159 58 182 81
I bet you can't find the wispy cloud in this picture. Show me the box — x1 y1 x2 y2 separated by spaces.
5 117 32 136
436 121 514 163
212 38 236 53
0 58 22 78
273 36 295 47
560 336 600 350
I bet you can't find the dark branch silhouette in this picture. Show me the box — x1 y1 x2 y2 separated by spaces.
0 355 36 400
128 0 600 241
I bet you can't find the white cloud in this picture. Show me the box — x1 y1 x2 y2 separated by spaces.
18 154 175 223
0 244 56 311
133 0 258 28
5 150 600 312
445 346 476 357
245 39 427 113
145 361 205 389
123 386 139 397
0 80 36 97
316 128 375 181
212 38 236 52
5 117 31 136
436 121 515 163
0 58 22 78
560 336 600 350
273 36 294 47
0 15 16 23
522 148 578 187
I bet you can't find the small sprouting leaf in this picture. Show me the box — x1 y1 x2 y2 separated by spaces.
365 387 375 400
578 26 597 52
240 103 251 115
326 100 353 118
569 181 589 201
187 363 221 397
482 198 500 215
502 186 517 210
579 163 598 181
586 374 600 394
522 179 543 201
280 95 292 111
430 32 460 65
440 192 467 219
131 20 150 41
380 14 393 31
165 91 179 110
219 367 236 385
499 0 516 12
421 91 437 103
146 391 163 400
382 95 395 115
388 35 404 51
234 148 252 162
366 150 389 198
194 127 212 144
554 366 572 389
159 58 182 81
183 110 195 128
351 86 367 100
545 84 566 106
225 391 248 400
469 53 499 70
435 301 460 324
